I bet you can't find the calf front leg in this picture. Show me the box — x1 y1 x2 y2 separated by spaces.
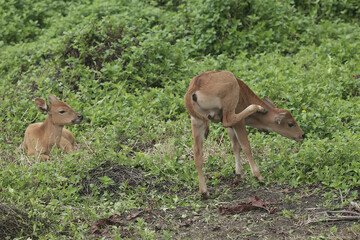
191 117 209 199
227 128 244 177
60 137 74 153
232 122 264 181
40 154 50 161
27 149 49 161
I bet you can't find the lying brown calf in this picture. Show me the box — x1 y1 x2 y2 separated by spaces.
185 71 305 199
23 94 83 160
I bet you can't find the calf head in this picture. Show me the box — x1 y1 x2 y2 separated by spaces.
35 94 83 126
263 97 305 141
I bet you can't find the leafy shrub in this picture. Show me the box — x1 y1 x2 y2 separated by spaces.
1 0 360 238
0 0 87 45
294 0 360 22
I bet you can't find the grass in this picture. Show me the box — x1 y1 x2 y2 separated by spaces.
1 0 360 238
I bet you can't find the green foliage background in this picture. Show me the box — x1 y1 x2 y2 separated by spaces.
0 0 360 238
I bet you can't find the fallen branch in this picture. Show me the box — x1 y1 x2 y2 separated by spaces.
306 210 360 224
219 195 277 215
126 208 151 221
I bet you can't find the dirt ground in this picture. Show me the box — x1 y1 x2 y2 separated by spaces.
2 162 359 239
83 162 360 240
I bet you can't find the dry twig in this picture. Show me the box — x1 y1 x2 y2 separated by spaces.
306 210 360 224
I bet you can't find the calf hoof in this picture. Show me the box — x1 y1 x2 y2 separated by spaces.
258 108 268 114
201 191 210 200
254 175 265 182
235 173 244 180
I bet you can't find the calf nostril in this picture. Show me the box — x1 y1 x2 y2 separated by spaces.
302 133 306 139
78 114 83 120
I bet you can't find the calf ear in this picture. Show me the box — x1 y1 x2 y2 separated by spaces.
275 112 286 124
263 96 276 108
48 94 59 104
35 98 48 114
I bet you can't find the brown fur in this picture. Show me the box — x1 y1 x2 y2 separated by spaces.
22 95 82 160
185 71 305 199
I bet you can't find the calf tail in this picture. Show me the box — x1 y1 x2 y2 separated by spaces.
185 91 210 139
184 91 208 122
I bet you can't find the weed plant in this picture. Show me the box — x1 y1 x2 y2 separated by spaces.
1 0 360 238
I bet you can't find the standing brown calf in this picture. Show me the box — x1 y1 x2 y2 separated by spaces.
185 71 305 199
23 94 83 160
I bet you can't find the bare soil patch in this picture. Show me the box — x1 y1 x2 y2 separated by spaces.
79 161 188 198
79 161 144 196
0 205 32 239
79 163 360 239
0 204 48 240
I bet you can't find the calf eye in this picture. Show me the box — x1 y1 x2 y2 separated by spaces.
288 122 295 127
59 110 66 114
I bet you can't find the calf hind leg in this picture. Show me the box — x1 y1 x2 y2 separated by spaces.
191 117 210 199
